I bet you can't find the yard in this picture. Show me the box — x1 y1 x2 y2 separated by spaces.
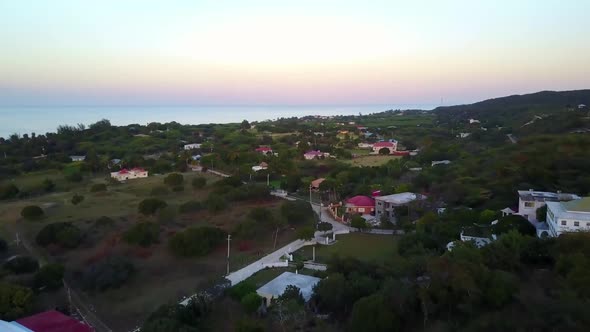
295 233 400 264
0 170 302 331
343 155 401 167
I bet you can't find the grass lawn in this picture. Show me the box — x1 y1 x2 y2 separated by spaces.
343 155 400 167
295 233 399 264
349 149 371 156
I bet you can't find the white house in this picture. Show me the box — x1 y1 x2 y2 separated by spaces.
252 162 269 172
517 189 581 223
578 104 587 109
358 142 373 149
375 192 427 224
469 118 480 124
255 146 273 155
304 150 328 160
256 272 321 306
184 143 202 150
545 197 590 237
371 141 397 154
458 133 471 138
110 167 148 181
70 155 86 162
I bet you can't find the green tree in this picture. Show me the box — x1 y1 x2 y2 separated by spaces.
34 263 65 290
71 193 84 205
349 293 398 332
536 204 548 222
205 193 227 213
0 183 19 200
0 282 34 320
41 178 56 192
317 222 333 233
138 198 168 215
351 215 368 230
241 293 262 313
123 222 160 247
4 256 39 274
297 226 315 240
164 173 184 187
479 209 498 224
168 227 225 257
21 205 44 220
278 285 305 305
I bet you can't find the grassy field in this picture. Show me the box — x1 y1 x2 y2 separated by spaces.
343 155 400 167
295 233 400 264
0 171 301 331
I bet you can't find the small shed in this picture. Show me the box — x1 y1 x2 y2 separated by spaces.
256 272 321 306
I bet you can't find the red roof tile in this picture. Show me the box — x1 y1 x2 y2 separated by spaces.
16 310 93 332
346 195 375 207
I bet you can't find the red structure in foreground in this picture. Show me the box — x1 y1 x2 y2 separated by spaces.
16 310 93 332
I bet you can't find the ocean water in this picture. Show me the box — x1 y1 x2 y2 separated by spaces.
0 105 435 138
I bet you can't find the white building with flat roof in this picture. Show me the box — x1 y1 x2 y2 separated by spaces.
184 143 202 150
375 192 426 224
545 197 590 237
256 272 321 306
517 189 580 223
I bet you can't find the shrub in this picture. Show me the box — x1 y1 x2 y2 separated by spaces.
95 216 115 227
34 263 65 290
179 200 204 214
64 171 83 182
205 193 227 213
36 222 82 249
192 177 207 189
318 222 333 232
41 179 56 192
164 173 184 187
169 227 225 257
351 215 368 230
0 282 33 320
172 185 184 192
71 193 85 205
281 200 315 226
4 256 39 274
297 226 315 240
229 281 257 300
82 256 135 291
21 205 44 220
240 293 262 313
90 183 107 192
492 215 536 236
0 237 7 252
138 198 167 215
150 185 170 196
0 183 19 200
226 184 270 202
123 222 160 247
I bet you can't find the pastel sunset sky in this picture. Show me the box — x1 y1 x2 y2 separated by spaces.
1 0 589 106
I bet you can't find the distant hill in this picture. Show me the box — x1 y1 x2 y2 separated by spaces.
435 89 590 133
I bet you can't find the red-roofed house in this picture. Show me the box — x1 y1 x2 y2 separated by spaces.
5 310 93 332
110 167 148 181
255 147 273 155
304 150 329 160
372 141 398 154
345 195 375 214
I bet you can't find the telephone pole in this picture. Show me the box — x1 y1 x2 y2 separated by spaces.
226 234 231 276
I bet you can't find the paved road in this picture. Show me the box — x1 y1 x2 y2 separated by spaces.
507 134 518 144
311 204 351 233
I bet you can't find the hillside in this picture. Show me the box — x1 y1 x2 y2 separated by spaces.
435 90 590 134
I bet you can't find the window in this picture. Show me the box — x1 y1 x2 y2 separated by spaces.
524 202 535 208
561 220 567 226
587 222 590 227
358 208 365 213
574 221 580 227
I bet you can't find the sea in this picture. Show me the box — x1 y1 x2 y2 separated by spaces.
0 105 436 138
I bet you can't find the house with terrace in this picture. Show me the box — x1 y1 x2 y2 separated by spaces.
545 197 590 238
345 195 375 215
110 167 148 181
375 192 427 224
517 189 580 223
372 140 398 154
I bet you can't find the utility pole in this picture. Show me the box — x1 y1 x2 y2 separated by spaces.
226 234 231 276
15 233 20 247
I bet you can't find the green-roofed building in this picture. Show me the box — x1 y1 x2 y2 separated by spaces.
546 197 590 237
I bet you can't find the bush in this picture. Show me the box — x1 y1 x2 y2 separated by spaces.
164 173 184 187
150 185 170 196
297 226 315 240
169 227 225 257
4 256 39 274
205 193 227 213
123 222 160 247
172 185 184 192
82 256 135 291
64 171 83 182
226 184 270 202
138 198 167 215
41 179 56 192
492 215 536 236
241 293 262 313
34 263 65 290
36 222 82 249
0 183 19 200
71 193 84 205
229 281 257 301
281 200 315 226
20 205 44 220
192 177 207 189
179 200 204 214
95 216 115 227
351 215 368 230
89 183 107 192
0 282 33 320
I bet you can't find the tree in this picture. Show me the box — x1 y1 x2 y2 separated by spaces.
351 215 368 230
90 183 107 192
41 178 55 192
3 256 39 274
191 177 207 189
34 263 65 290
492 215 536 236
179 200 204 214
168 227 225 257
21 205 44 220
378 147 390 155
0 282 33 320
71 193 84 205
205 193 227 213
317 222 333 233
349 293 398 332
278 285 305 305
240 120 251 130
36 222 81 249
123 222 160 247
297 226 315 240
536 205 548 222
241 293 262 313
82 256 135 291
138 198 167 215
0 183 19 200
164 173 184 187
479 209 498 224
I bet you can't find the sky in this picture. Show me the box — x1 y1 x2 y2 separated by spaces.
1 0 590 106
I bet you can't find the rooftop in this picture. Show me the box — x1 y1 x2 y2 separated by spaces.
518 190 580 202
15 310 92 332
256 272 321 302
375 192 426 205
563 197 590 213
346 195 375 207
